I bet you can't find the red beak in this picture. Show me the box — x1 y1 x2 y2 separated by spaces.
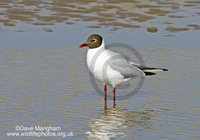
79 43 88 48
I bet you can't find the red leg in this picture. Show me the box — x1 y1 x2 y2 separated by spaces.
104 99 107 113
112 88 116 100
104 85 107 101
113 88 116 108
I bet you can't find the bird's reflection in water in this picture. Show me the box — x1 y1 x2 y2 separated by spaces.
86 101 154 140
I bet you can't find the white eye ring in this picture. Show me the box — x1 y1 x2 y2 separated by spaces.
92 39 97 42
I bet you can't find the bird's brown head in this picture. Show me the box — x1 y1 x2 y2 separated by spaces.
79 34 103 49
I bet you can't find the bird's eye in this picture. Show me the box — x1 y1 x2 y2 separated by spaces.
91 39 97 42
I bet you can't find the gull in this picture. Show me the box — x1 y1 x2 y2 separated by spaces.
79 34 168 101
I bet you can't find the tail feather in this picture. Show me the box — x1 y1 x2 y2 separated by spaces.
132 64 168 76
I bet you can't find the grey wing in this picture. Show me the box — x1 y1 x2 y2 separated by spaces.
109 55 145 78
130 62 168 72
129 62 168 76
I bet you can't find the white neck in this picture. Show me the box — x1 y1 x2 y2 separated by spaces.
86 39 105 69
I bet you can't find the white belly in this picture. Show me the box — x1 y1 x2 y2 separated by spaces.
87 49 132 87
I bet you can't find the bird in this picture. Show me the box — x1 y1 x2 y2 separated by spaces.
79 34 168 102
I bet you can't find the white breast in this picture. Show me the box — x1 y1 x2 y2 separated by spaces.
86 40 131 87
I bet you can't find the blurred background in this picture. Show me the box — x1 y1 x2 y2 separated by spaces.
0 0 200 139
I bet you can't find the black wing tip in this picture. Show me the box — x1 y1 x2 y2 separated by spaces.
144 72 156 76
163 69 168 71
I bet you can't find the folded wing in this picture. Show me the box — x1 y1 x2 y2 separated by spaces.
130 62 168 76
109 55 145 78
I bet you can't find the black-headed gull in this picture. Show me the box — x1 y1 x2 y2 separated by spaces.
79 34 168 101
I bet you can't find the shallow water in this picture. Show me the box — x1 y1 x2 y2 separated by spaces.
0 0 200 140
